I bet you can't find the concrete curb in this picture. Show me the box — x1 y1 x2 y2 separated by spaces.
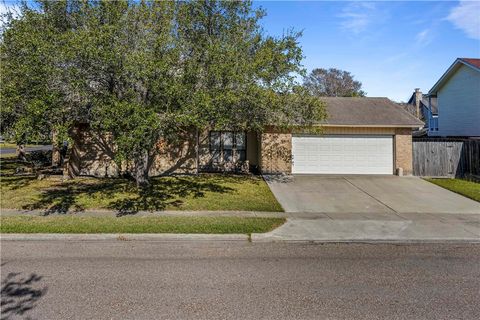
250 236 480 244
2 233 479 244
0 233 249 242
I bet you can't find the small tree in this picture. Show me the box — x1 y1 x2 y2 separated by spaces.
303 68 366 97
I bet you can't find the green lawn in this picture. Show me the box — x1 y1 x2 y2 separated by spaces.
425 178 480 202
0 143 40 149
0 159 283 213
0 143 19 149
0 153 16 158
0 216 285 234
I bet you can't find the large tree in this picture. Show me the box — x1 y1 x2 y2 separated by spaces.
303 68 366 97
1 0 324 187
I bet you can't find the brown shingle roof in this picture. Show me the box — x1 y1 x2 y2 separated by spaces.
319 97 424 127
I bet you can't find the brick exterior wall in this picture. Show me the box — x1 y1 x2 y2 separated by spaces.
259 130 292 174
394 128 413 175
67 126 259 177
68 125 196 177
67 125 120 177
67 125 413 177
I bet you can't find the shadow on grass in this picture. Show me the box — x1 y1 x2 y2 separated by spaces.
1 175 38 191
16 175 235 215
0 159 43 191
2 159 256 215
21 179 125 215
0 272 47 320
110 176 235 216
0 160 21 173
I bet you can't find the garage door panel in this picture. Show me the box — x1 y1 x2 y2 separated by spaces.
292 135 393 174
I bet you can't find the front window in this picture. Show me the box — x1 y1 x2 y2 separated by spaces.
210 131 222 163
209 131 246 163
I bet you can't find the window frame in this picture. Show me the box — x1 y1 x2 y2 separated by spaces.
209 131 247 163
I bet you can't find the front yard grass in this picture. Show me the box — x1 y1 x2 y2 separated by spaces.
0 143 40 149
0 153 17 158
0 216 285 234
0 143 20 149
0 159 283 213
425 178 480 202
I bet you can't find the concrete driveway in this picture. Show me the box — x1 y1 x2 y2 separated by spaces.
264 175 480 214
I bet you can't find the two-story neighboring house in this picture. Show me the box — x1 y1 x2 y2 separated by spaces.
425 58 480 137
404 88 437 136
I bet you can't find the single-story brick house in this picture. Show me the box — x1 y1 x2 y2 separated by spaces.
66 97 423 177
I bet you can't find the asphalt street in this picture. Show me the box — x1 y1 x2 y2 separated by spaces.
0 145 52 155
1 241 479 320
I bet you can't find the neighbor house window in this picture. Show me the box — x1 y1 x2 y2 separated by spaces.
209 131 246 163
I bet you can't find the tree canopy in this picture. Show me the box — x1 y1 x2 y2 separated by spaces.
303 68 366 97
1 0 325 186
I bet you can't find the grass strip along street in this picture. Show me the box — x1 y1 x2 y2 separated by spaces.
0 216 286 234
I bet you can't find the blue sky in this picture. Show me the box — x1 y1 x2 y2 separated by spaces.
1 1 479 102
254 1 480 101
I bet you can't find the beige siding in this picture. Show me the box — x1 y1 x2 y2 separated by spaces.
322 126 396 135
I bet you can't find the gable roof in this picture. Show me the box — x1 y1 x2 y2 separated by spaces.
319 97 424 127
429 58 480 95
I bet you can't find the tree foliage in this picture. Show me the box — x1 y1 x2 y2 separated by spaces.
1 0 325 186
303 68 366 97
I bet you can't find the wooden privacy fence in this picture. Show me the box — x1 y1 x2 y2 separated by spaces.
412 139 480 177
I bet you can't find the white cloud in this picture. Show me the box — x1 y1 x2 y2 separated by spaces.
447 1 480 40
339 2 377 34
415 28 433 46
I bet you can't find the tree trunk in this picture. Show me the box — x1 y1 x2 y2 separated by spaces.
16 144 27 162
52 129 61 167
134 150 150 188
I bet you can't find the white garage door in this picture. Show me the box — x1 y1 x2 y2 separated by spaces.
292 135 393 174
